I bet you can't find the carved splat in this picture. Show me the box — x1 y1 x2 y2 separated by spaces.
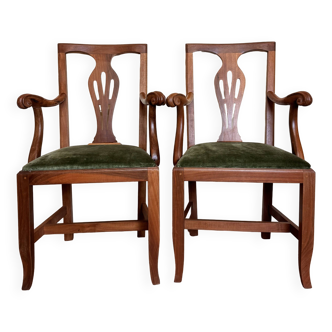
214 53 245 141
88 53 119 143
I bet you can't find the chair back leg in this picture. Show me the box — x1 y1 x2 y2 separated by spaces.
188 181 198 237
62 184 74 241
137 181 146 238
261 183 274 241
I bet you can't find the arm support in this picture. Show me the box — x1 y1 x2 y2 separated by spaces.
267 91 312 160
140 91 166 166
17 93 67 162
166 93 194 165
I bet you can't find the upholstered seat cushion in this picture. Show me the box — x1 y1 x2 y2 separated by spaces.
176 142 310 169
22 145 156 171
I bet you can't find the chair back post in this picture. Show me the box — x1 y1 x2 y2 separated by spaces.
265 48 276 146
139 52 148 152
186 49 195 149
58 50 70 148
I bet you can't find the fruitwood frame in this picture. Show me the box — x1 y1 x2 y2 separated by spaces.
17 44 165 289
167 42 315 288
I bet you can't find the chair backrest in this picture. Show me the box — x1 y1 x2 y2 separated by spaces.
186 42 276 148
58 44 148 150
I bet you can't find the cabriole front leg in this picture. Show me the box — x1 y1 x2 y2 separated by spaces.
173 168 185 282
299 170 315 289
148 169 160 285
17 173 35 290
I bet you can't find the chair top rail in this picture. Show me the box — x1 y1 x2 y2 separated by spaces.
58 43 147 55
186 42 275 55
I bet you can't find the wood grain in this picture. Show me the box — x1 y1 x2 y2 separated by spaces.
299 170 315 288
186 52 195 148
267 90 312 159
17 43 162 288
215 53 244 141
269 205 299 239
185 219 292 233
34 206 67 243
184 43 276 148
17 93 66 109
183 168 304 183
261 183 273 239
265 51 275 146
169 42 315 288
148 168 160 285
140 91 166 165
62 184 73 241
17 173 34 290
139 52 147 151
17 93 66 162
88 53 119 143
173 168 185 282
58 52 70 148
188 181 198 236
58 43 147 56
28 106 43 162
166 93 193 165
27 168 149 185
186 42 275 55
44 220 148 234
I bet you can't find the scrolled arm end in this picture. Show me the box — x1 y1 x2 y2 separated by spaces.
267 91 312 107
166 92 194 107
293 91 313 106
147 91 166 106
140 91 166 106
17 93 67 109
17 93 66 162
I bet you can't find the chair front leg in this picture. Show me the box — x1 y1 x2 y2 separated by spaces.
299 170 315 289
148 168 160 285
173 168 185 282
17 173 35 290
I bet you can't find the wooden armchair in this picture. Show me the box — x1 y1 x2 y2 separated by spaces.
17 44 165 289
167 42 315 288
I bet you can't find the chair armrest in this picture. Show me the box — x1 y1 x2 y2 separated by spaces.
17 93 66 109
267 91 312 107
267 91 313 160
17 93 67 163
140 91 166 166
166 92 193 165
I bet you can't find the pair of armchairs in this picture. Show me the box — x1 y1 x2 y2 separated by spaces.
17 42 315 290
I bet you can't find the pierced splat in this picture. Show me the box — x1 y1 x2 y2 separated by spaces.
214 53 245 142
88 53 119 143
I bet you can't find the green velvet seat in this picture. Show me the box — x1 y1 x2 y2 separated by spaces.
23 144 156 171
176 142 310 169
